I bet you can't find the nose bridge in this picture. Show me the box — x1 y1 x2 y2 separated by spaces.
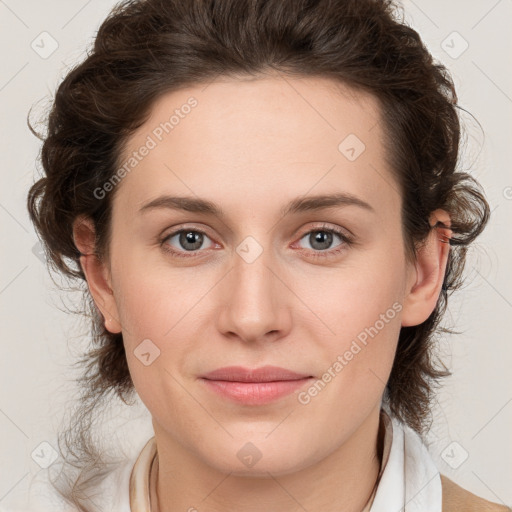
232 234 278 309
217 233 288 341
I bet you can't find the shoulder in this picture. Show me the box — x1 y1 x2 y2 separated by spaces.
441 474 511 512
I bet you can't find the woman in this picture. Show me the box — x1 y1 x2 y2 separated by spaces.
10 0 509 510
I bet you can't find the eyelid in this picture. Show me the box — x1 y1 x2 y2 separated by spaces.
293 222 354 242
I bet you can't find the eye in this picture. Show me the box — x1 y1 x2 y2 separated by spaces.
160 224 354 260
161 228 217 258
294 225 353 259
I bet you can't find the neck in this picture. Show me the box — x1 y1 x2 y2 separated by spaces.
150 405 383 512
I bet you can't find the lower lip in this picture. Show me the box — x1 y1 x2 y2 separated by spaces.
200 378 313 405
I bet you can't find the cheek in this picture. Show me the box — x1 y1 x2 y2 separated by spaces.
111 259 214 393
114 269 195 424
294 247 406 391
296 276 402 422
110 250 206 343
296 252 406 339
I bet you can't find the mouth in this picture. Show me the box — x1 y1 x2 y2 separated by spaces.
199 365 314 405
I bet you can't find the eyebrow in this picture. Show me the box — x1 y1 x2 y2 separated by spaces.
138 192 375 218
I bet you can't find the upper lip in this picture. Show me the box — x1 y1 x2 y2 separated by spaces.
201 365 312 382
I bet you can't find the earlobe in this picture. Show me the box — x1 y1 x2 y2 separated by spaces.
401 209 452 327
72 216 122 334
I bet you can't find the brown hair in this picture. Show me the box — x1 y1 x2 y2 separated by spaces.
27 0 489 509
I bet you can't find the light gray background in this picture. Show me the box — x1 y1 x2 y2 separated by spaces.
1 0 511 507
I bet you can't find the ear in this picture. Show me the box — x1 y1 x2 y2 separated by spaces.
72 216 122 334
401 209 452 327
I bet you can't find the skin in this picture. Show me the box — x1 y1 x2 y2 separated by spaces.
73 74 451 512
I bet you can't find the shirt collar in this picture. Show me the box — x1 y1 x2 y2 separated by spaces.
369 403 442 512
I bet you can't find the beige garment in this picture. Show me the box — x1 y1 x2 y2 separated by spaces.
440 475 511 512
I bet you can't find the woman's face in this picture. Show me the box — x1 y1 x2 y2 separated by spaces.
92 76 422 475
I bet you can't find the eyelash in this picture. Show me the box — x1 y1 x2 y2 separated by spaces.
159 224 354 260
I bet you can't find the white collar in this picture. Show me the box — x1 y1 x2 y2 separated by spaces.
129 406 442 512
370 403 442 511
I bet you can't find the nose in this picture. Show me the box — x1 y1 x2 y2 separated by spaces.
215 242 292 345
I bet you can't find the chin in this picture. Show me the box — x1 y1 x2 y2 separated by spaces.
201 435 317 477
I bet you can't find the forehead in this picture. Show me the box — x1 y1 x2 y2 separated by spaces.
114 75 399 219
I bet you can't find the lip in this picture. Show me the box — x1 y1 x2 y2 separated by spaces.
201 365 312 382
200 365 314 405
